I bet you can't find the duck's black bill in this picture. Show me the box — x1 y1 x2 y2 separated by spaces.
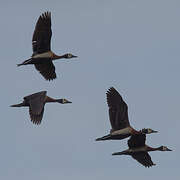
72 55 78 58
67 101 72 103
152 130 158 133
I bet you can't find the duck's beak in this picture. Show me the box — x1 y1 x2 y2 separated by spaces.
152 130 158 133
66 100 72 103
72 55 78 58
166 148 172 151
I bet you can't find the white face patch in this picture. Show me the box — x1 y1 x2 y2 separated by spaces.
148 129 151 133
68 54 72 58
63 99 67 104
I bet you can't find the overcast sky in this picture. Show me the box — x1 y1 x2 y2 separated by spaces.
0 0 179 179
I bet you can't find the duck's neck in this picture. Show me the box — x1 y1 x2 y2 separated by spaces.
146 146 160 152
131 127 141 134
45 96 59 103
52 53 66 60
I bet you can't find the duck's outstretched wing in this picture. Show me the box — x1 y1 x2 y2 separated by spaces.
32 12 52 55
29 107 44 125
24 91 46 124
106 87 130 131
128 134 146 148
131 152 155 168
34 60 56 81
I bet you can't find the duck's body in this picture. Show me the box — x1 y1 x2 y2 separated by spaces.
11 91 72 125
96 87 157 141
17 12 77 81
112 134 172 167
96 127 139 140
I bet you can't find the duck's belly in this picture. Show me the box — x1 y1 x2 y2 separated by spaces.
31 58 51 64
32 51 53 58
110 134 131 140
129 147 147 153
111 127 132 136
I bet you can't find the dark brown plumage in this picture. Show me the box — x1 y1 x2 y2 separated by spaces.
34 61 56 81
17 12 77 81
112 133 172 167
32 12 52 55
96 87 157 141
107 87 130 130
11 91 72 125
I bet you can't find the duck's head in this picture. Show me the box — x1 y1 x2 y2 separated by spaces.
57 99 72 104
141 128 158 134
158 146 172 151
64 53 78 59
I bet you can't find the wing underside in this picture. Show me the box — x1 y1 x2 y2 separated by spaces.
32 12 52 55
106 87 130 130
34 61 56 80
132 152 155 167
128 134 146 148
24 91 46 124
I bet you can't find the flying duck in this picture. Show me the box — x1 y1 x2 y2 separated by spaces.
17 12 77 80
112 133 172 167
96 87 157 141
11 91 72 125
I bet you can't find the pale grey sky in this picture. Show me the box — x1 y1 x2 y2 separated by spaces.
0 0 179 179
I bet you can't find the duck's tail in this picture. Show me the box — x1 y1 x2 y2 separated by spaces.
17 58 32 66
112 151 126 156
10 102 25 107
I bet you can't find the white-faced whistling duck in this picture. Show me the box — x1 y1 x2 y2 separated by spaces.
11 91 72 125
96 87 157 141
17 12 77 81
112 133 172 167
